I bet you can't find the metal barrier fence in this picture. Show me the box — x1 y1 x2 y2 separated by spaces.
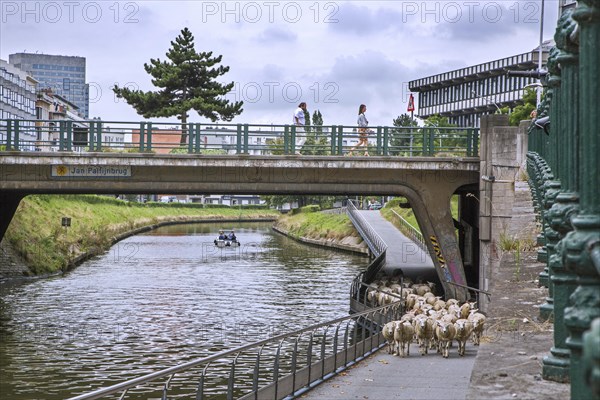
0 119 479 157
320 207 347 215
346 199 387 258
68 303 403 400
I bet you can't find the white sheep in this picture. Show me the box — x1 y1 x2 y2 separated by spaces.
393 320 415 357
468 311 486 345
414 315 435 356
435 320 456 358
382 321 396 354
454 318 474 356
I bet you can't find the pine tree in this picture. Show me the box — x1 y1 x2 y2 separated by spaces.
113 28 243 144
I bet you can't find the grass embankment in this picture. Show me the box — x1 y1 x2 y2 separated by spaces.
380 196 459 234
273 205 360 242
5 195 279 275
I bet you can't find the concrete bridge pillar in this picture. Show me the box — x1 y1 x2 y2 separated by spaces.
478 115 528 314
414 183 469 302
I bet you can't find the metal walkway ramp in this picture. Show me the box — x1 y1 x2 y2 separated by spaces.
357 210 437 283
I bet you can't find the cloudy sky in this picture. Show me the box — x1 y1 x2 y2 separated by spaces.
1 0 559 127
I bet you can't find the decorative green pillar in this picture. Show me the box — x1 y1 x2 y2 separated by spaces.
539 179 562 321
564 1 600 398
543 9 581 383
582 317 600 399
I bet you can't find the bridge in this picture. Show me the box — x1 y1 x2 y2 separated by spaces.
1 121 481 300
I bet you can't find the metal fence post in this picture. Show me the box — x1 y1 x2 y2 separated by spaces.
291 125 296 154
96 121 102 151
236 124 242 154
187 123 194 154
383 126 389 156
243 124 249 153
337 125 344 155
330 125 337 155
428 128 435 156
195 124 202 154
13 120 20 150
88 122 96 151
146 122 153 152
5 120 13 150
65 121 73 152
58 121 66 151
283 125 290 154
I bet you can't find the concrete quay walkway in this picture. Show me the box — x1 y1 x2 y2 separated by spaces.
300 342 476 400
356 210 436 282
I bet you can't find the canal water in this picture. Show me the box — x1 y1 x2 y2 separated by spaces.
0 222 367 399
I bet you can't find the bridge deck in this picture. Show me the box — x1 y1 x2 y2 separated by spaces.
357 210 437 283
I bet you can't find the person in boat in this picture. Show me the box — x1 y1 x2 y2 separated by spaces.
228 230 236 241
218 230 226 240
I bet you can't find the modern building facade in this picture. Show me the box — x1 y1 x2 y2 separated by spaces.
9 53 89 118
34 88 86 151
0 59 37 147
408 42 552 127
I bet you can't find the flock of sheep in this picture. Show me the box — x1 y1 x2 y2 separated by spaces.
366 277 486 359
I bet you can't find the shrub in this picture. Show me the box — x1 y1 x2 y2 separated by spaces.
301 205 321 213
384 198 410 209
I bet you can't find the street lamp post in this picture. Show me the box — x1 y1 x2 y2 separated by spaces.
537 0 546 107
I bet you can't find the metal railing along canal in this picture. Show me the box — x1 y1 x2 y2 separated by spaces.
68 303 403 400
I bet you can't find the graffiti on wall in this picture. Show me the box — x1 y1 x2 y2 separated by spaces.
430 235 453 282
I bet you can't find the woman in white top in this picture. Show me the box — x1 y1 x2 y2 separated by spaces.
348 104 370 156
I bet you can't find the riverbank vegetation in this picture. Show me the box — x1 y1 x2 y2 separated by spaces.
380 196 459 234
273 205 359 242
5 195 279 275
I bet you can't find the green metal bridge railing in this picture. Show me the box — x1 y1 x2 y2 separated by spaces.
0 119 480 157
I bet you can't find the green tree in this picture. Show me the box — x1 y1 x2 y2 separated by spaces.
422 115 462 155
312 110 323 134
508 87 537 126
390 114 418 155
113 28 243 144
304 109 329 155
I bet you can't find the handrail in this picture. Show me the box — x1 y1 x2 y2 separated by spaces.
0 118 480 157
346 199 389 287
68 302 402 400
389 209 427 253
346 199 387 257
445 280 491 306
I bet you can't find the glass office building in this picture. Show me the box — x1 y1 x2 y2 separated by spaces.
9 53 89 118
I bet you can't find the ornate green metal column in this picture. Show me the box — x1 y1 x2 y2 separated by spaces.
583 317 600 398
564 0 600 398
543 9 581 383
539 179 562 321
